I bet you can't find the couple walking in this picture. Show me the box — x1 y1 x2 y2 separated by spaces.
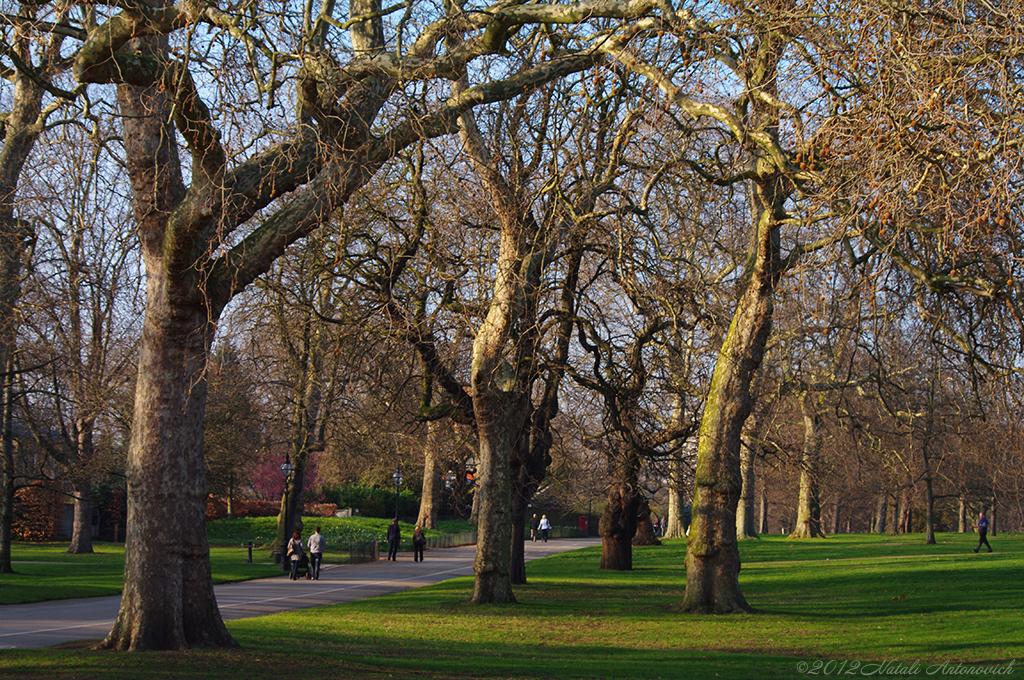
285 526 326 580
386 518 428 561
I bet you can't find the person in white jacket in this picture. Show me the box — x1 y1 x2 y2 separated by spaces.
538 515 552 542
307 526 326 579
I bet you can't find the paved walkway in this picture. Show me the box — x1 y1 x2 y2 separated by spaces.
0 538 599 650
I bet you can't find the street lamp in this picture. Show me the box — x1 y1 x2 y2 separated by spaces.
280 454 295 571
392 465 403 519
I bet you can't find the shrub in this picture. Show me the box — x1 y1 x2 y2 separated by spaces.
320 486 418 518
13 482 64 542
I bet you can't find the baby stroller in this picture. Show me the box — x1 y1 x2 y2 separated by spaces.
294 551 312 580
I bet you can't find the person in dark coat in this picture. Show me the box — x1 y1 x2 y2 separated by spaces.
413 526 426 562
974 512 993 553
386 518 401 561
530 513 540 542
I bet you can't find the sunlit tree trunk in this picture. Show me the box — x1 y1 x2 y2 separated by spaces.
99 284 233 650
417 420 443 530
681 158 784 612
736 414 760 539
790 391 823 538
664 458 688 539
873 492 888 534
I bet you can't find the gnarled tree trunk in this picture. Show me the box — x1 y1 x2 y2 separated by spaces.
600 444 641 570
632 496 661 547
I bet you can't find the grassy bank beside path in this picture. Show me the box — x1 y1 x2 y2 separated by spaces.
0 517 477 605
0 544 281 605
1 532 1020 680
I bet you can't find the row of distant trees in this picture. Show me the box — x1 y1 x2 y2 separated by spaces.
4 0 1024 651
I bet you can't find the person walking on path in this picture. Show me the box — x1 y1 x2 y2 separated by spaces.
286 530 305 580
974 511 993 553
307 526 325 580
539 515 552 542
530 513 540 542
386 518 401 561
413 526 426 562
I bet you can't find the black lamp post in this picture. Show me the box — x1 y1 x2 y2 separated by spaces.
392 465 403 520
280 454 295 571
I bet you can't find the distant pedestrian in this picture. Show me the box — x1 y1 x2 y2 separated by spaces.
307 526 325 580
413 526 426 562
530 513 540 542
539 515 552 542
974 512 993 553
386 518 401 561
286 530 304 580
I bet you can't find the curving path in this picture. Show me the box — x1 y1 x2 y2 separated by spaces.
0 537 599 650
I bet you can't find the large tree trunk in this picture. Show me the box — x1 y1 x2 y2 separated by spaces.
664 451 689 539
663 397 690 540
600 445 641 570
510 490 528 585
96 30 233 649
923 476 936 544
958 495 967 533
632 496 661 547
67 477 95 555
1 18 46 575
790 391 823 538
736 415 759 539
417 420 443 530
66 422 96 554
758 486 768 535
510 406 555 585
680 174 782 613
1 354 16 574
97 292 233 650
469 392 521 604
873 492 888 533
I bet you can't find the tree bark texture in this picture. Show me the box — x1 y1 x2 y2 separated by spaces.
923 476 936 544
417 420 443 530
736 415 759 539
1 355 16 574
469 389 520 604
873 493 888 534
789 392 823 538
98 290 233 650
758 487 769 536
600 445 641 570
681 178 783 614
96 33 233 649
67 477 95 554
664 451 689 539
664 396 690 540
1 16 46 574
632 496 661 547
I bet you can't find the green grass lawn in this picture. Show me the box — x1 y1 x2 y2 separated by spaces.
0 544 282 605
0 517 477 605
1 532 1020 680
